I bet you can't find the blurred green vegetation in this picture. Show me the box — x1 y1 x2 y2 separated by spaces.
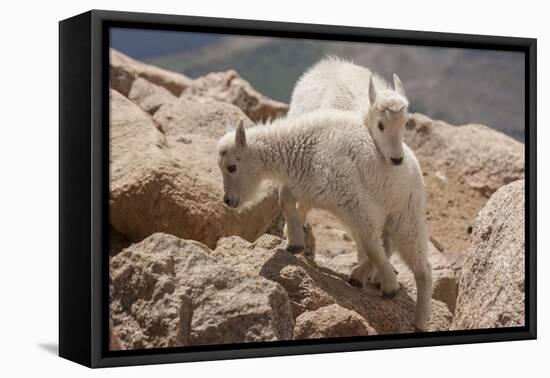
148 38 325 103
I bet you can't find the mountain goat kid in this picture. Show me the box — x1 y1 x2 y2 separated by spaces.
216 111 432 331
289 57 417 164
289 58 426 290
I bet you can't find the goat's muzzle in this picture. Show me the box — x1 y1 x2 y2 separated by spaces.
223 195 239 208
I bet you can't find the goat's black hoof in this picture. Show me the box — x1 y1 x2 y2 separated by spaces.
286 245 304 254
347 278 363 288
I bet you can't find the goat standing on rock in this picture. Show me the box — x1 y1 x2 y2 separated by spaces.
218 58 432 331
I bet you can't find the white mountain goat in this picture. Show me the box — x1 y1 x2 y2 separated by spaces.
216 110 433 331
289 58 422 281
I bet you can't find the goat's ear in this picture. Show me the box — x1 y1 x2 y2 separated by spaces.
368 77 377 105
235 119 247 148
393 74 405 96
405 116 416 131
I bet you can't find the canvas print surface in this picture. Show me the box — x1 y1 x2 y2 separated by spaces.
108 28 526 351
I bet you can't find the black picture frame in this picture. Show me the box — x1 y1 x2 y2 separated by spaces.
59 9 537 368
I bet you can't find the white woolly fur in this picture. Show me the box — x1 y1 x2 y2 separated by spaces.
217 105 432 331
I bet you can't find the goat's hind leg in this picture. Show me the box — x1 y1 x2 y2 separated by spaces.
296 201 316 259
279 186 305 254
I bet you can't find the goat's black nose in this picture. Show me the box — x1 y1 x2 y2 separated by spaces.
391 157 403 165
223 195 230 205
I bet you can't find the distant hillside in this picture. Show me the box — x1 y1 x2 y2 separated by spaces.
110 28 221 60
147 37 525 141
147 36 325 102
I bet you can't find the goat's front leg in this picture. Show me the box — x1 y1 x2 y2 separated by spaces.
279 186 304 254
283 201 310 236
369 231 398 286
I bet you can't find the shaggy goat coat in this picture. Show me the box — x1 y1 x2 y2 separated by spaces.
289 58 390 118
217 109 432 330
270 58 430 330
218 57 432 331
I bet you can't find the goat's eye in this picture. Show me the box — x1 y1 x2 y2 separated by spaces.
227 164 237 173
378 121 384 131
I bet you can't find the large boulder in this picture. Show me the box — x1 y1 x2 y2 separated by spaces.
452 180 525 330
110 49 288 122
128 77 177 115
109 225 131 257
110 48 193 97
110 233 294 349
404 113 524 258
181 70 289 122
294 304 376 339
111 232 451 350
153 95 253 140
406 113 524 196
109 89 281 248
109 88 168 195
214 234 453 334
